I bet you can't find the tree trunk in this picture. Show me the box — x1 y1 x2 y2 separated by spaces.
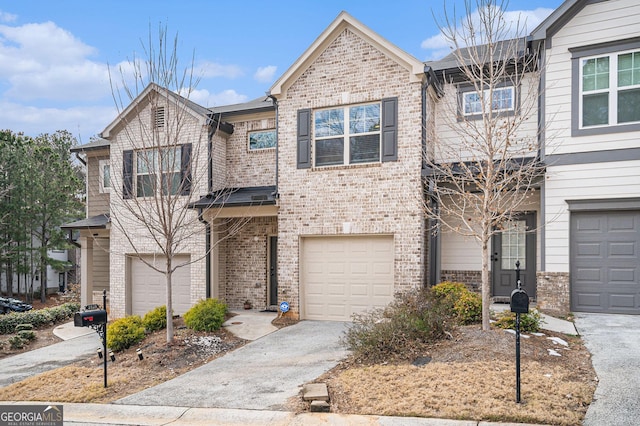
481 227 491 331
165 259 174 344
40 251 47 303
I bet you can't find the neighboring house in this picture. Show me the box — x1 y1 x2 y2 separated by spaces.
0 246 70 296
64 0 640 319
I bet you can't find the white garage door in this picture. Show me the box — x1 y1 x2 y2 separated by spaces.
571 211 640 314
301 236 394 321
130 255 192 316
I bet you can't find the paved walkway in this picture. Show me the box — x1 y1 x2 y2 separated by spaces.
0 332 99 387
575 313 640 426
116 320 350 410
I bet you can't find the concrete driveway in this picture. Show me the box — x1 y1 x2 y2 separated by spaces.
116 320 349 411
575 313 640 426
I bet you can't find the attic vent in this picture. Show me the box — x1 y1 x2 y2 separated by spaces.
153 107 165 129
251 194 268 201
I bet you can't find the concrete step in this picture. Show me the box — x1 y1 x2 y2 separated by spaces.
302 383 329 402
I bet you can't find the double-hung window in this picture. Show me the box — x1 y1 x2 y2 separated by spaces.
136 147 181 197
99 160 110 193
580 50 640 128
461 86 515 118
314 103 381 167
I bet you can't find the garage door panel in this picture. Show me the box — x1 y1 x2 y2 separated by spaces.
610 294 636 308
572 211 640 314
302 236 394 321
131 255 191 316
610 242 635 256
609 268 635 283
577 243 601 256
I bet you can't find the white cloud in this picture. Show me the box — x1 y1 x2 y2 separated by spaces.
0 21 110 101
0 100 117 138
421 7 554 61
254 65 277 83
188 88 247 107
197 61 244 79
0 10 17 23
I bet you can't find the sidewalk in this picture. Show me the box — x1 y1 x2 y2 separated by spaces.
0 401 547 426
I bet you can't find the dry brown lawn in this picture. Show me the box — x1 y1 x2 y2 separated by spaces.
315 326 596 426
0 301 596 425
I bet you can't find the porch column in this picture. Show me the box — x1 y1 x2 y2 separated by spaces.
79 235 94 308
210 228 220 299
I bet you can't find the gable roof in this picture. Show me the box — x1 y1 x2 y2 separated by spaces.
530 0 586 46
70 138 110 153
210 96 274 117
427 38 529 72
100 82 210 138
269 11 425 97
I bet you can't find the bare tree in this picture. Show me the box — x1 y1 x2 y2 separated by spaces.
105 25 246 343
423 0 546 330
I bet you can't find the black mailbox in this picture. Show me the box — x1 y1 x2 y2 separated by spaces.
74 310 107 327
510 288 529 314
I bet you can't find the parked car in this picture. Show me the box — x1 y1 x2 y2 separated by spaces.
0 297 33 314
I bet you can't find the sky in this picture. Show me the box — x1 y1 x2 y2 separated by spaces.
0 0 562 141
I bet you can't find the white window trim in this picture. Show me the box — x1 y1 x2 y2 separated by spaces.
98 159 110 193
579 48 640 129
135 147 181 198
462 86 515 117
248 129 277 151
313 102 381 167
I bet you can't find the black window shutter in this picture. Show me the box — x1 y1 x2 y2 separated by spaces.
180 143 192 195
381 97 398 162
297 109 311 169
122 150 133 199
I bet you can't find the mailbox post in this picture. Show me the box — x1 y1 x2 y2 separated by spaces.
510 261 529 403
74 290 108 388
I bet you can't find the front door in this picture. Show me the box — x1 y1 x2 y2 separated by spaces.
492 213 536 300
268 236 278 307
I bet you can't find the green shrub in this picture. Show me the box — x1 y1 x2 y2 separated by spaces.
0 302 80 334
107 315 145 352
432 282 482 325
183 299 227 332
143 306 167 333
9 335 24 349
342 289 454 363
493 309 542 333
15 323 34 332
18 330 36 341
432 281 468 300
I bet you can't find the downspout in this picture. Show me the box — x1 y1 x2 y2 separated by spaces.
197 207 211 299
266 94 279 198
66 230 80 248
74 152 87 166
423 65 444 286
201 116 219 299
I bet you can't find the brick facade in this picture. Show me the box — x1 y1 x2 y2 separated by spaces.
536 272 570 317
218 216 277 310
106 94 209 318
275 28 426 317
440 270 483 293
